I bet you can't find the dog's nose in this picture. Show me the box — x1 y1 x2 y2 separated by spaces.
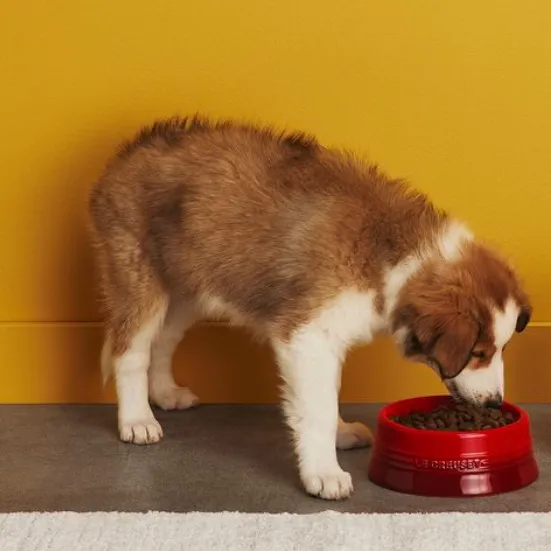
484 395 503 409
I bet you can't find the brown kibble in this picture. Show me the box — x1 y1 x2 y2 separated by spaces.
392 403 517 431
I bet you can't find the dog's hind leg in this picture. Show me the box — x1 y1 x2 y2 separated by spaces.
148 300 200 411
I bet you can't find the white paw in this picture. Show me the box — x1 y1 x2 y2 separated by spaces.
150 386 200 411
302 469 354 500
337 421 373 450
119 418 163 445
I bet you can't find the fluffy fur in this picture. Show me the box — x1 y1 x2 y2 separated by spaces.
87 115 531 500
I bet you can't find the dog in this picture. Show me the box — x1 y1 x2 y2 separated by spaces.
88 115 531 500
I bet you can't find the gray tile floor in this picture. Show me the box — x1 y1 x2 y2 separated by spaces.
0 404 549 513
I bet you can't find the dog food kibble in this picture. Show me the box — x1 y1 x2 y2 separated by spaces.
391 403 516 431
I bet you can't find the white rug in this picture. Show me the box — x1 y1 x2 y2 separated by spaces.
1 511 549 551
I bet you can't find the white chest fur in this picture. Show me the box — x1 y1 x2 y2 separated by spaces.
304 289 386 350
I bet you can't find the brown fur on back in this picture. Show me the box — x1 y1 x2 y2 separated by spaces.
88 115 449 351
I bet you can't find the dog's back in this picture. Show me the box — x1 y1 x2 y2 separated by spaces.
89 116 443 339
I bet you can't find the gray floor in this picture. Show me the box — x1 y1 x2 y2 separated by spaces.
0 404 549 514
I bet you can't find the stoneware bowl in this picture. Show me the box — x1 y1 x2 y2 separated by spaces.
367 395 538 497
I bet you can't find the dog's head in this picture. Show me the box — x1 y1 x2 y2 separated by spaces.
392 243 531 407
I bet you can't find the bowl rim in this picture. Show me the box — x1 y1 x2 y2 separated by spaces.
379 395 528 437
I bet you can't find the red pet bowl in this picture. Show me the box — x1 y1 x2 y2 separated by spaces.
367 395 538 497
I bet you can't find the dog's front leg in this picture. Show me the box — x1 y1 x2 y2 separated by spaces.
273 330 353 500
337 417 373 450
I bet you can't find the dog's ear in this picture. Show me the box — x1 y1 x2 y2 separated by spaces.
413 313 479 379
429 316 479 378
516 305 532 333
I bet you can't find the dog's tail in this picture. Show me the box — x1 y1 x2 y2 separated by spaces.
100 334 114 386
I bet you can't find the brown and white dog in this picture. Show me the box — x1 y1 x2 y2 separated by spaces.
88 116 531 500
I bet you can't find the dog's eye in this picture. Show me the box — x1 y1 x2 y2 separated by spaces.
471 350 486 360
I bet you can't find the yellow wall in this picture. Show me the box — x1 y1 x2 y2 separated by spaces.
2 1 550 403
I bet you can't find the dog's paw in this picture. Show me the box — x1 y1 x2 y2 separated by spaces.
302 469 354 500
150 386 200 411
337 421 373 450
119 417 163 445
